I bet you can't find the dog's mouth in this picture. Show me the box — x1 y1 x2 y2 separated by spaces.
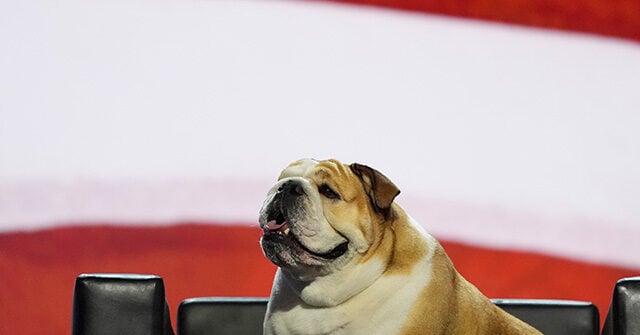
262 211 349 260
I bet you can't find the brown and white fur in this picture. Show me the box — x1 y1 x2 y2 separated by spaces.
259 159 542 335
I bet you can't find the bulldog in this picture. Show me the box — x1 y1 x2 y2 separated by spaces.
259 159 542 335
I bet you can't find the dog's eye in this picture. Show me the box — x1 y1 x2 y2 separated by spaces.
318 184 341 200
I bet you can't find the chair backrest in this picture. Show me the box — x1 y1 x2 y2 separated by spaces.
493 299 599 335
176 297 599 335
602 276 640 335
177 297 268 335
72 273 174 335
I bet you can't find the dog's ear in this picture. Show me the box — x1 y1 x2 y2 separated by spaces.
349 163 400 219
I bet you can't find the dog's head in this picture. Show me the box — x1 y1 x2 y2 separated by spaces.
259 159 400 280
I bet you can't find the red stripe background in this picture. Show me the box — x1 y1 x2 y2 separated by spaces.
1 224 636 334
320 0 640 42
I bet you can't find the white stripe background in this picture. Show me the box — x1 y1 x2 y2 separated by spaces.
1 0 640 267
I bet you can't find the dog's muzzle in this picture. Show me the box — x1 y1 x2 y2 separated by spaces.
260 180 349 262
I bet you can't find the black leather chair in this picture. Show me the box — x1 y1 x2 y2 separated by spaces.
70 274 600 335
178 297 268 335
602 276 640 335
72 273 174 335
176 297 599 335
493 299 599 335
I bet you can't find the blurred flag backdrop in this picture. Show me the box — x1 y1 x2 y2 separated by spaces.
1 0 639 333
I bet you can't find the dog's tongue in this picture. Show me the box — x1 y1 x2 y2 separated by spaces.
266 220 288 232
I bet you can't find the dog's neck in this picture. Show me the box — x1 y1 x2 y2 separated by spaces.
283 250 390 307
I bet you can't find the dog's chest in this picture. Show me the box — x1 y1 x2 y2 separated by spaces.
267 265 432 335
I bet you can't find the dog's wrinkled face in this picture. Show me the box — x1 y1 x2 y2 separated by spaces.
259 159 400 279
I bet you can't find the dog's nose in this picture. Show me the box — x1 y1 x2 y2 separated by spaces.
279 180 305 197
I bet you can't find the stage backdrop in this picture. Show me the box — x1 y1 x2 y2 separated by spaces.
1 0 639 334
